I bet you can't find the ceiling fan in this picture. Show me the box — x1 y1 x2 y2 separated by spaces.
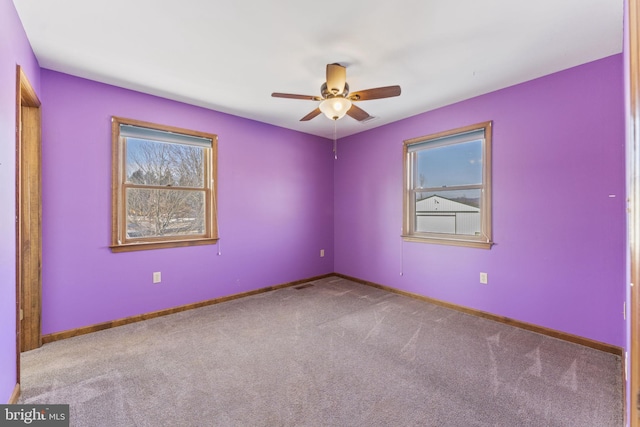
272 63 401 122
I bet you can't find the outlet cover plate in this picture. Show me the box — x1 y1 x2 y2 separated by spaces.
480 272 488 284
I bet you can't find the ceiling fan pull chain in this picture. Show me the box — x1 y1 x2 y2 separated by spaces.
333 119 338 160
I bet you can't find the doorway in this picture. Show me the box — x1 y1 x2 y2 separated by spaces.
15 66 42 387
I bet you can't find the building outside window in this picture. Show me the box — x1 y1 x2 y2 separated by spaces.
403 121 493 249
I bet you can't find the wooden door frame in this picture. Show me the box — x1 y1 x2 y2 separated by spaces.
631 0 640 424
15 65 42 386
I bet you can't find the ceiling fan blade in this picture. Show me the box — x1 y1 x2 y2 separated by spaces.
346 104 371 121
326 63 347 95
349 85 401 101
300 108 322 121
272 92 322 101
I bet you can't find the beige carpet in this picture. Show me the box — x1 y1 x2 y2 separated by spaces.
19 276 623 426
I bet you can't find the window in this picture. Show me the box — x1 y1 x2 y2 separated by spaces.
403 121 493 249
111 117 218 252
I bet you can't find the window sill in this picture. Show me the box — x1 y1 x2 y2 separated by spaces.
110 237 219 253
402 235 494 249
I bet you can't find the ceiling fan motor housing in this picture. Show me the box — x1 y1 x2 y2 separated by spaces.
321 82 349 99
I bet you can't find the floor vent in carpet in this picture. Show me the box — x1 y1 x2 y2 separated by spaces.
294 284 315 290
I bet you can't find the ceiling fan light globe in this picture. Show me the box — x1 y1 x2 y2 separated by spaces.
319 97 352 120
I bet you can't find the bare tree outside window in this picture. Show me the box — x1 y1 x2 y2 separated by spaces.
111 117 218 252
126 139 205 238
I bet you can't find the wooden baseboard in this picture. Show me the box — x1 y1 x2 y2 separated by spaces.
335 273 624 357
40 271 624 358
8 383 20 404
42 273 333 344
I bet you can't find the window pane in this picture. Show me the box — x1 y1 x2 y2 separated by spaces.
415 189 481 236
414 139 482 188
126 138 205 188
126 188 205 238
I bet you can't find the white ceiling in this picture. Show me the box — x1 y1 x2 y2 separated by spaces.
13 0 623 140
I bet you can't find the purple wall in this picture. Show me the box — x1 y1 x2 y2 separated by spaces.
39 70 334 335
335 54 626 347
0 0 40 403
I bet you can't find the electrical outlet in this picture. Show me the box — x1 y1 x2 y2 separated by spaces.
153 272 161 283
320 249 325 257
480 272 488 284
